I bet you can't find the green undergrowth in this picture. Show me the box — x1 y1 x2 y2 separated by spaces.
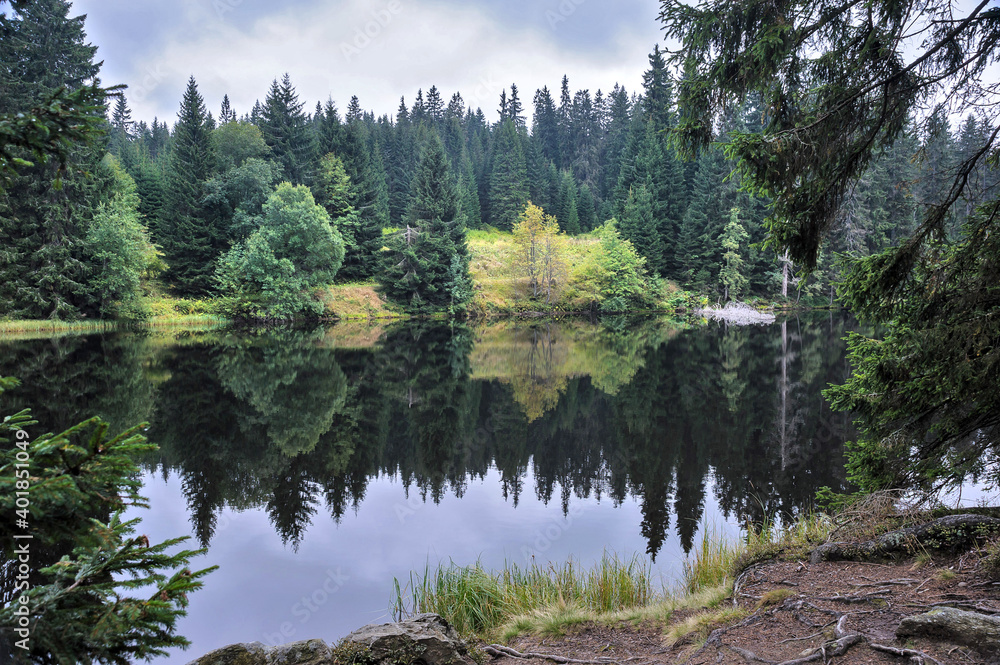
466 228 695 316
392 513 833 644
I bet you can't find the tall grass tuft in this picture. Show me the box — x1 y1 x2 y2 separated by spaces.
393 553 653 638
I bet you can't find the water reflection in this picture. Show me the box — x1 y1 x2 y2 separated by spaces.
0 314 854 562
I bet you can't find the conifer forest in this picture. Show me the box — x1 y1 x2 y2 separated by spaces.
2 0 1000 663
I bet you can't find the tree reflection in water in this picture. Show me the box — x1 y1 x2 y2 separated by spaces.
0 314 854 561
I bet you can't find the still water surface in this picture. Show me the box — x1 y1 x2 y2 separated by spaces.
0 314 855 662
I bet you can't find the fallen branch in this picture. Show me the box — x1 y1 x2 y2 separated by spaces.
848 578 920 587
869 643 944 665
811 514 1000 563
695 302 776 326
484 644 616 664
812 594 889 604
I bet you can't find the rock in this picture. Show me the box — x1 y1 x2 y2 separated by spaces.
896 607 1000 654
269 639 332 665
186 642 270 665
342 613 472 665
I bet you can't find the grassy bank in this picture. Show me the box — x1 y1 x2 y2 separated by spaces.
0 303 227 338
391 514 833 643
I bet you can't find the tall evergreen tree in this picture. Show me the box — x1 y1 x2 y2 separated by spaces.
532 86 561 167
508 83 526 128
219 94 236 124
259 74 316 185
425 85 444 123
620 184 665 275
378 136 471 313
160 76 219 295
577 182 598 232
487 119 529 231
0 0 109 318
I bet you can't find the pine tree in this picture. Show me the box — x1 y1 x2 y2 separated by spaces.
0 377 216 663
488 119 529 231
0 0 109 319
378 136 470 314
330 120 387 280
642 46 675 132
577 183 598 231
346 95 363 123
676 146 731 284
719 207 749 301
600 85 632 201
508 83 526 128
558 75 573 170
532 86 561 167
160 76 219 296
425 85 444 123
259 74 316 185
620 184 664 275
219 94 236 124
556 171 580 235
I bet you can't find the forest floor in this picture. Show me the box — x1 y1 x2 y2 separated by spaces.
481 550 1000 665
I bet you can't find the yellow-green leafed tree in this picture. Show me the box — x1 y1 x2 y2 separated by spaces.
512 202 566 304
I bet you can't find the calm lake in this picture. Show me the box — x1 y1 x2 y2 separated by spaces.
0 313 856 662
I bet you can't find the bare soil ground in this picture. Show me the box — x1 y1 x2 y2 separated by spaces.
485 550 1000 665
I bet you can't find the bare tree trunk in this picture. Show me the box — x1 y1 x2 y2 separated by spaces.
781 249 790 299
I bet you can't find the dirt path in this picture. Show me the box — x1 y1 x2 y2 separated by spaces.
485 552 1000 665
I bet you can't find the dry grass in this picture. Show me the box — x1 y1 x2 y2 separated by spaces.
663 607 750 647
321 283 406 320
392 513 834 645
466 229 606 316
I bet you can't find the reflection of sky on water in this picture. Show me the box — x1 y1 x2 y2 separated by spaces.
131 466 740 664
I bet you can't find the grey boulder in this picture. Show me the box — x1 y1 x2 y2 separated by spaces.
342 614 473 665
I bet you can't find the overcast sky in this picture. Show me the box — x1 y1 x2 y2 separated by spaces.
68 0 666 127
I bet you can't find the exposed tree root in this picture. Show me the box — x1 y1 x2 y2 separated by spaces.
484 644 617 664
869 643 944 665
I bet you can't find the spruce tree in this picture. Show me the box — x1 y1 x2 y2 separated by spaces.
330 119 387 280
620 184 665 275
219 94 236 124
259 74 316 185
532 86 561 167
378 136 470 313
0 0 108 319
161 76 219 296
0 377 216 663
487 119 529 231
577 183 598 231
556 171 580 235
719 208 749 301
108 95 139 173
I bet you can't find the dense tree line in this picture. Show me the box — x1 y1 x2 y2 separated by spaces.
97 46 989 312
661 0 1000 492
3 2 993 322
